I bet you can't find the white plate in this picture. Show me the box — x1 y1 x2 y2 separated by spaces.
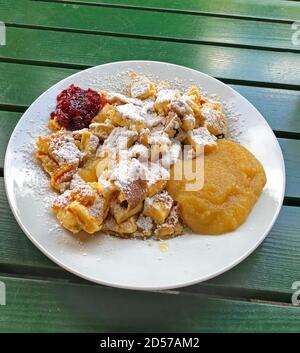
4 61 285 290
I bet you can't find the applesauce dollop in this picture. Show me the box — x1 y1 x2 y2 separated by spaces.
167 140 267 234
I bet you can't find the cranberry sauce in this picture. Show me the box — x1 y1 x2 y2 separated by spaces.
51 84 104 130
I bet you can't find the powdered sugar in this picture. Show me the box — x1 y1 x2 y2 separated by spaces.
169 97 193 117
110 158 146 189
88 193 107 218
52 189 73 209
70 173 86 189
97 127 137 157
49 133 85 166
140 100 163 127
161 140 182 168
155 89 180 104
130 76 151 98
148 131 171 145
136 215 153 231
144 190 173 209
104 91 143 106
114 103 145 123
145 162 170 186
224 102 245 141
201 102 227 135
88 134 99 152
128 143 149 161
188 127 217 146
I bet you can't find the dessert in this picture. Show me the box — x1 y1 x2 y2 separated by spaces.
35 72 266 239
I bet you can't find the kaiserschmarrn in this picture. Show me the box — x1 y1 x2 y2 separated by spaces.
35 73 266 239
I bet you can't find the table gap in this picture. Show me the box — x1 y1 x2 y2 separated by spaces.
34 0 296 24
4 21 300 54
0 267 296 305
1 54 299 92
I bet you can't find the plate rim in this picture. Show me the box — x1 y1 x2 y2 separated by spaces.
4 60 286 291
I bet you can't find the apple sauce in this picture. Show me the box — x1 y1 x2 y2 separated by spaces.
167 140 267 234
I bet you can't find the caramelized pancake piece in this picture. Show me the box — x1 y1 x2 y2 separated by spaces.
143 191 173 224
102 215 137 237
186 127 217 154
154 205 183 240
130 73 156 99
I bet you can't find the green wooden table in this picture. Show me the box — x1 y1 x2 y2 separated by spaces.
0 0 300 332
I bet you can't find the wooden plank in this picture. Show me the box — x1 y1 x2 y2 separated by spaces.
1 275 300 332
0 0 298 51
0 63 77 109
0 177 55 270
64 0 300 22
1 27 300 134
1 28 300 87
0 111 21 167
1 177 300 296
201 204 300 295
279 138 300 200
231 85 300 135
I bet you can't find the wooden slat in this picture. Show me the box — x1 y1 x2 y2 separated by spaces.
63 0 300 22
201 204 300 295
1 177 300 296
1 275 300 332
1 0 299 51
1 28 300 135
279 138 300 199
0 178 55 270
0 111 21 167
231 85 300 135
1 27 300 88
0 63 77 110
